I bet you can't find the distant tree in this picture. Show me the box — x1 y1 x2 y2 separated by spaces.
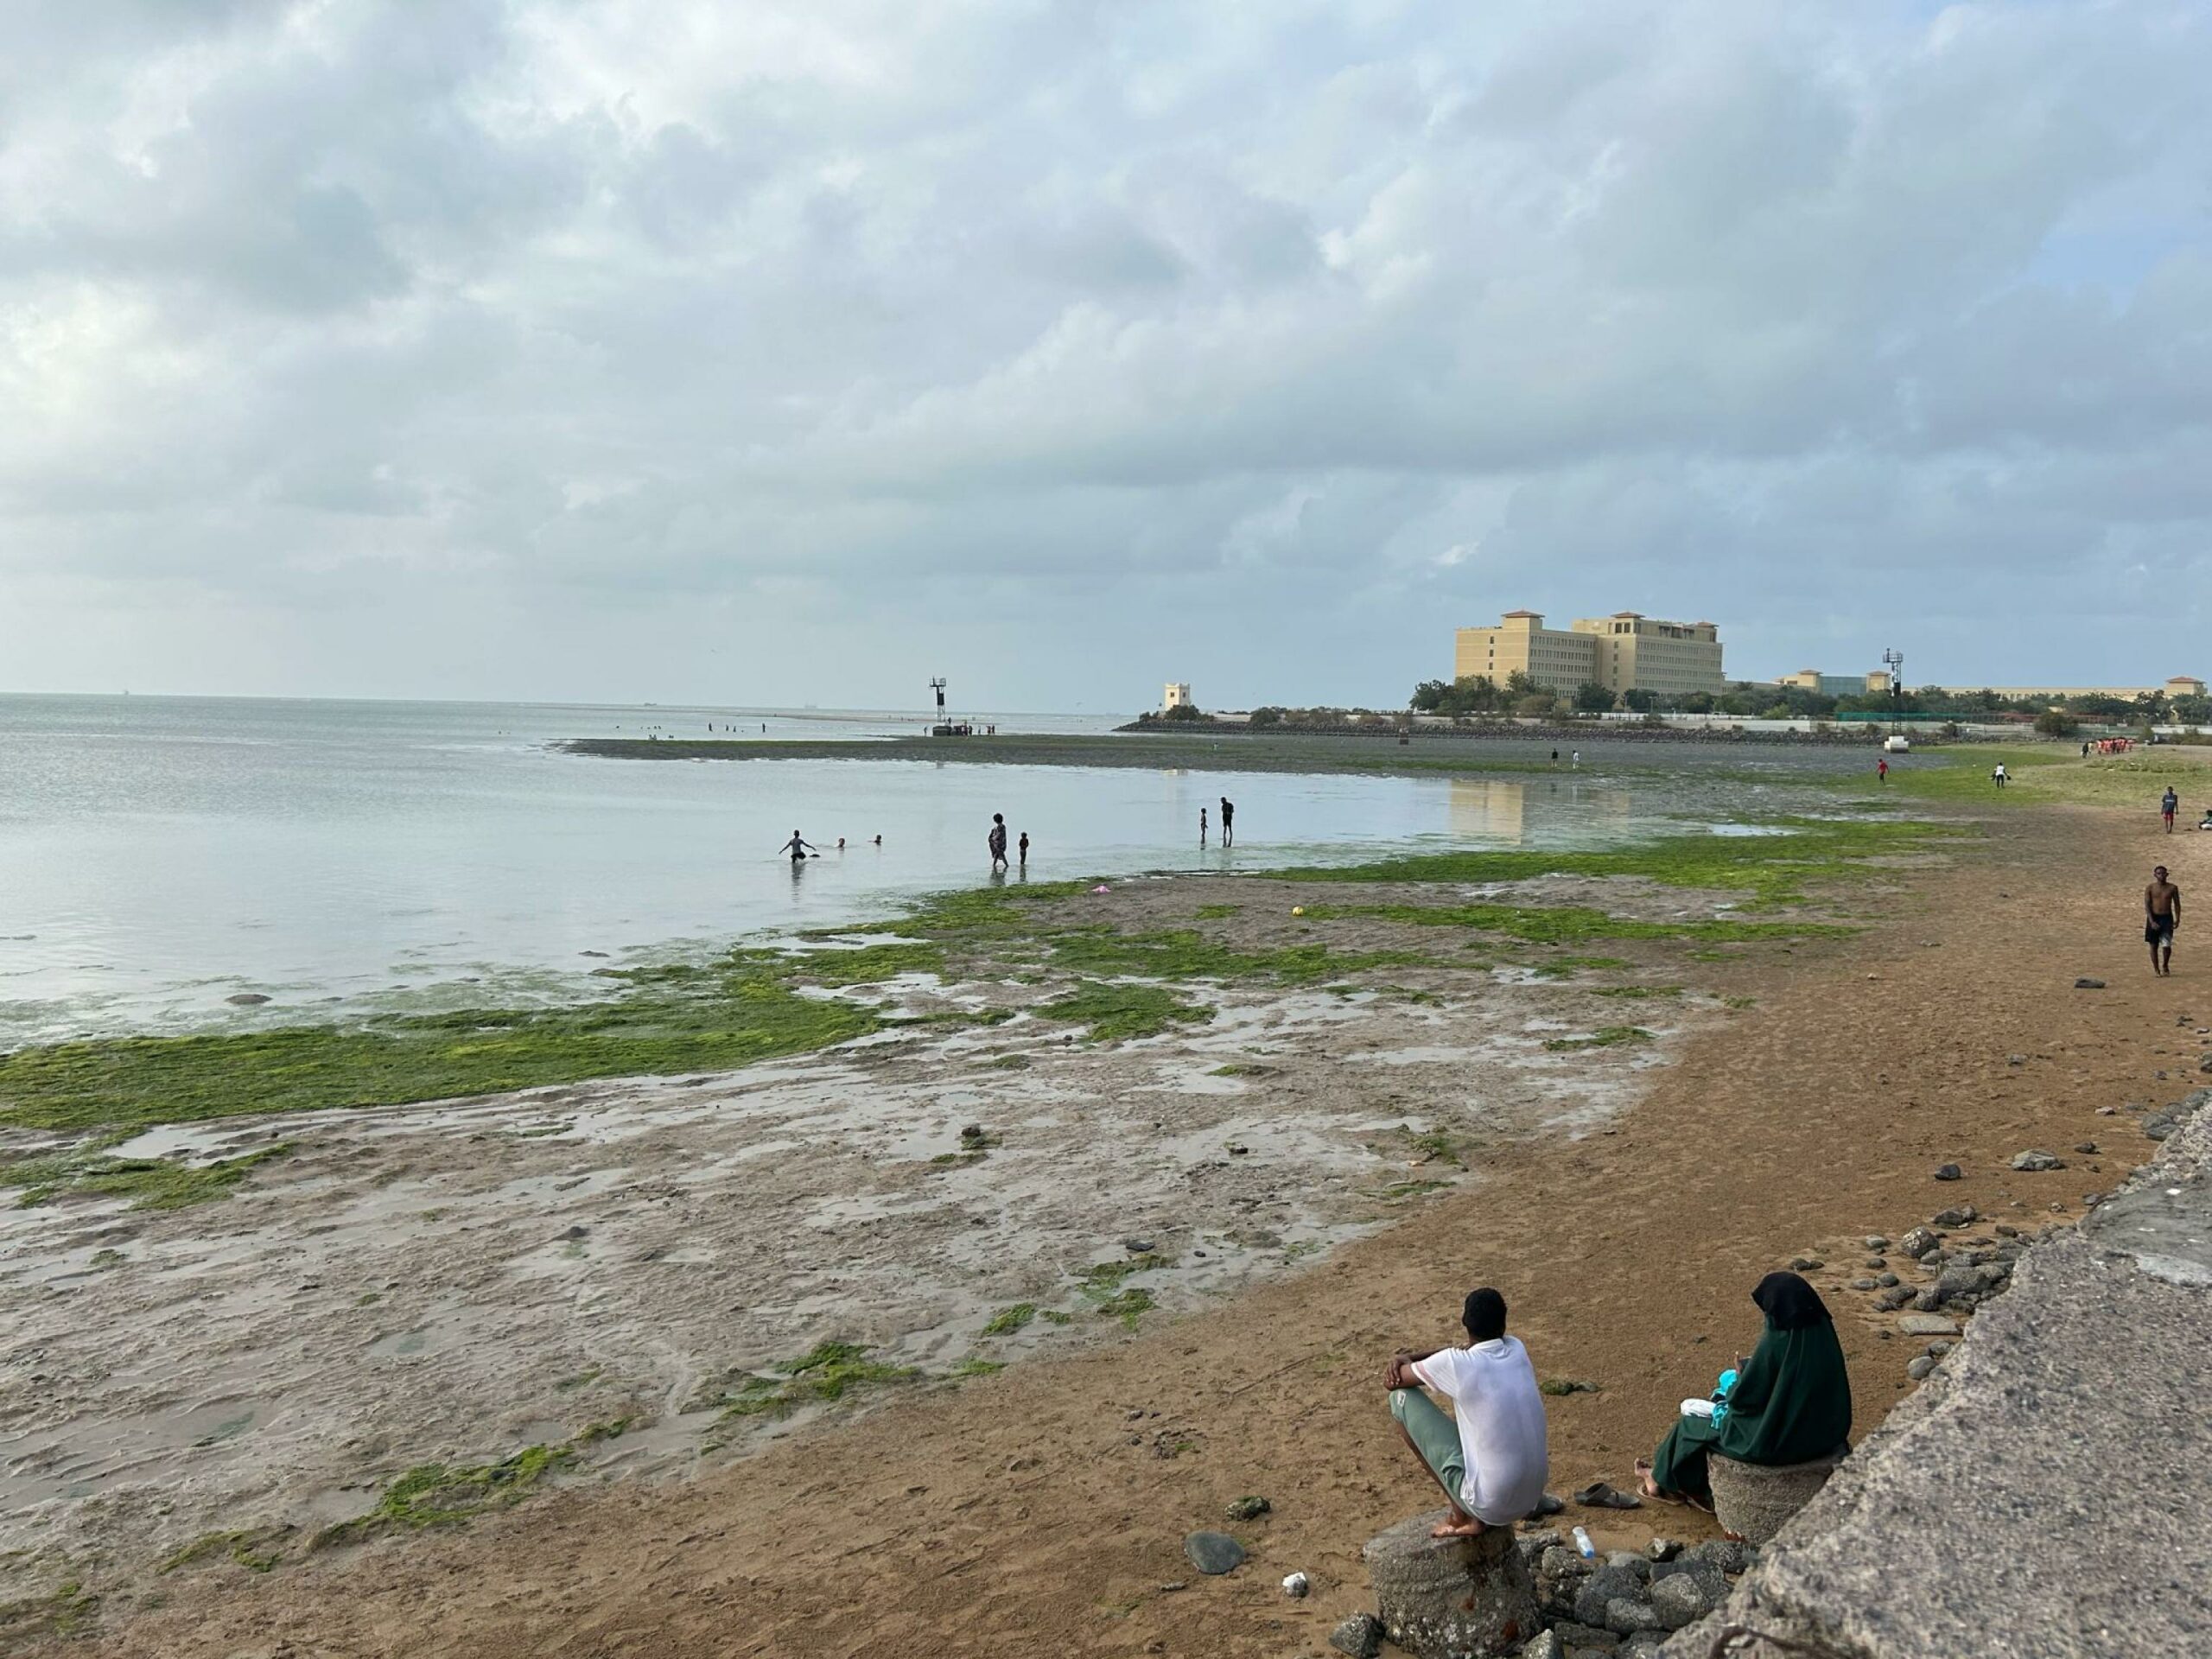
1515 691 1556 718
2033 709 2080 737
1247 706 1283 728
2171 695 2212 726
1573 681 1617 714
1410 679 1450 712
1160 702 1206 721
1675 691 1715 715
1621 688 1657 713
1503 670 1540 698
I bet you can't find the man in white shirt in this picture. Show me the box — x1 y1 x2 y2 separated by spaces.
1384 1287 1550 1537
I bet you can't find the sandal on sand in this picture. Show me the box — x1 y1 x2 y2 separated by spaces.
1572 1481 1643 1510
1632 1459 1684 1506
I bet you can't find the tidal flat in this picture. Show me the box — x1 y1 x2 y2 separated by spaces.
0 812 1959 1624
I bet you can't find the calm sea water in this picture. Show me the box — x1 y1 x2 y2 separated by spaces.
0 696 1834 1046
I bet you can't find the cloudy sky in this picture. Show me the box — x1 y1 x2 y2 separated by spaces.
3 1 2208 711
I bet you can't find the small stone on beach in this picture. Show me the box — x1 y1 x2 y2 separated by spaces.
1183 1532 1245 1575
1933 1163 1961 1181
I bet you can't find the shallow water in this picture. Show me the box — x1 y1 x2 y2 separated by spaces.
0 695 1841 1044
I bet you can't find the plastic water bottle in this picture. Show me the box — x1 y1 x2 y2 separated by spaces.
1571 1525 1596 1560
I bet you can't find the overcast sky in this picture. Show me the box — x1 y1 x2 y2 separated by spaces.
3 2 2208 712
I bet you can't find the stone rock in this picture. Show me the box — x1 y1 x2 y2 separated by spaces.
1572 1563 1646 1628
1899 1227 1940 1257
1876 1286 1915 1310
1928 1339 1954 1357
225 992 271 1006
1789 1256 1824 1271
2075 977 2105 989
2144 1114 2177 1141
2006 1053 2026 1065
1878 1273 1900 1287
1365 1511 1541 1658
1864 1235 1890 1249
1935 1263 1983 1302
1184 1532 1245 1575
1913 1287 1944 1312
1933 1163 1962 1181
1648 1571 1712 1629
1709 1446 1849 1547
1605 1598 1664 1636
1224 1495 1270 1522
1683 1538 1751 1574
1516 1529 1561 1560
1516 1633 1562 1659
2073 1141 2098 1155
1330 1611 1385 1659
1849 1278 1878 1291
1546 1622 1618 1653
1929 1204 1975 1228
1646 1537 1681 1561
2012 1150 2064 1172
1898 1313 1960 1336
1619 1636 1668 1659
1907 1356 1936 1381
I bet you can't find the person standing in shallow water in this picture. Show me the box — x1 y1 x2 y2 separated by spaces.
2146 864 2181 976
1199 806 1208 847
1219 796 1235 848
779 830 815 863
987 814 1009 872
1017 831 1029 868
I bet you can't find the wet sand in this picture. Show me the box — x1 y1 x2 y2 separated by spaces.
7 803 2199 1656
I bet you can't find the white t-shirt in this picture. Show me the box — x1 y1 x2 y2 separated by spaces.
1411 1336 1550 1524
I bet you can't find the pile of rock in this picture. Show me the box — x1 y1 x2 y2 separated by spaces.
1332 1529 1757 1659
2140 1086 2211 1142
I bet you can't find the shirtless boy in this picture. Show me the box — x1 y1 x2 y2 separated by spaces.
2146 866 2181 976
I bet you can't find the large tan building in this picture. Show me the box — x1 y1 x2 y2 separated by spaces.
1453 611 1725 699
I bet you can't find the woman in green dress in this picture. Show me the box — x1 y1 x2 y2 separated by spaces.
1637 1271 1852 1507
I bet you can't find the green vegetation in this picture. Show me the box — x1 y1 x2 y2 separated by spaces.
1301 899 1847 946
2 1143 291 1210
1079 1253 1173 1291
1276 818 1958 906
1543 1026 1656 1052
1529 955 1629 977
1209 1062 1267 1077
1884 747 2212 810
713 1341 918 1422
0 966 883 1135
1092 1287 1155 1329
1592 985 1684 999
1541 1379 1601 1397
158 1527 293 1575
1379 1178 1451 1201
1034 981 1211 1043
1404 1128 1465 1168
1193 904 1242 919
573 1415 635 1444
0 1581 97 1642
313 1444 574 1550
982 1303 1037 1336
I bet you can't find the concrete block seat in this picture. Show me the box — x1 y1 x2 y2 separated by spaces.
1361 1511 1541 1659
1708 1443 1851 1546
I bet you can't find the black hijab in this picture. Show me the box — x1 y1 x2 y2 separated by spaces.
1751 1271 1830 1331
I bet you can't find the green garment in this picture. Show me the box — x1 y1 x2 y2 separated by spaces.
1650 1316 1852 1504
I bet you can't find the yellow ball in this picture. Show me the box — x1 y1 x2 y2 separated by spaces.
1291 906 1307 917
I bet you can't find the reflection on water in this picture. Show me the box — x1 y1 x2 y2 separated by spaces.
0 696 1843 1046
1446 778 1635 842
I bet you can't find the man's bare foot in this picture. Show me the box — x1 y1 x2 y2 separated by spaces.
1634 1458 1672 1503
1430 1511 1488 1539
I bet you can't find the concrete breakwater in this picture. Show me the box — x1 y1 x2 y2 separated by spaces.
1662 1087 2212 1659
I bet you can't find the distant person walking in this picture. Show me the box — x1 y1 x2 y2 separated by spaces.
779 830 816 863
2162 786 2179 833
2145 864 2181 976
1199 807 1208 847
988 814 1009 871
1877 758 1888 784
1018 831 1029 868
1571 749 1580 769
1992 763 2009 790
1220 797 1236 848
1550 748 1559 764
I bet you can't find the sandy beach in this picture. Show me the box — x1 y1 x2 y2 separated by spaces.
3 766 2205 1656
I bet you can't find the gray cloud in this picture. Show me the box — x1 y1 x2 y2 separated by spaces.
3 0 2209 706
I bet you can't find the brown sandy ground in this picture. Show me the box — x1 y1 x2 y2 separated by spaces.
16 804 2207 1656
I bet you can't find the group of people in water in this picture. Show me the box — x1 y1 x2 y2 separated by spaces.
1387 1273 1852 1538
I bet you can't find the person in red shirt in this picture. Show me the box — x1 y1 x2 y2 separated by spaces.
1877 758 1888 784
